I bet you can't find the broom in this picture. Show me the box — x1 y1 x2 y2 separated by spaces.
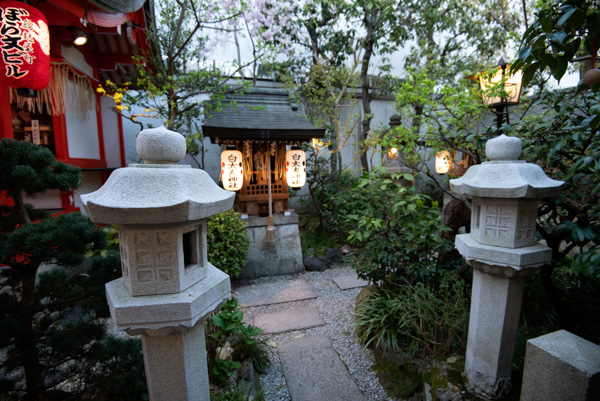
266 154 276 243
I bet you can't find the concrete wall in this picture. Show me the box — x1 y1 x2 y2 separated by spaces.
101 96 123 168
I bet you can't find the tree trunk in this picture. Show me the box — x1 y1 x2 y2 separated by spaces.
359 11 377 172
19 266 46 400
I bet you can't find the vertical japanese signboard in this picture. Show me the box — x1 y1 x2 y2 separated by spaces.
0 1 50 90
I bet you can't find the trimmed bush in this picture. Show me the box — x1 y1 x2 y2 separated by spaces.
208 209 251 278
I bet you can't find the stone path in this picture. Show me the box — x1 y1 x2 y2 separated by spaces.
233 267 394 401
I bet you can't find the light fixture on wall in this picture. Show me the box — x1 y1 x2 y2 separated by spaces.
467 58 523 129
72 28 88 46
286 148 306 188
435 150 451 174
220 148 243 191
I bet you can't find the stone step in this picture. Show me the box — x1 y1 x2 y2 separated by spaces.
253 306 325 334
234 279 316 308
332 274 369 290
278 335 366 401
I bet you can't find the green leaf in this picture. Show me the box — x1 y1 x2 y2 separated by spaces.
557 7 576 27
518 46 532 61
548 31 567 44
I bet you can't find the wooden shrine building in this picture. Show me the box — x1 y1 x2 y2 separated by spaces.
202 86 325 216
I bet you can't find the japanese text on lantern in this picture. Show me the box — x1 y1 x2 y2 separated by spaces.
0 2 49 90
285 149 306 188
220 150 243 191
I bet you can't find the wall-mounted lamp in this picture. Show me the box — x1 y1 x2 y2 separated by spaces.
72 28 88 46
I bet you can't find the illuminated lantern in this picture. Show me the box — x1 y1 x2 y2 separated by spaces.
388 147 399 159
286 148 306 188
0 1 50 91
221 149 243 191
435 150 451 174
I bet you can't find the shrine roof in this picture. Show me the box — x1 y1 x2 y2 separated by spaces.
202 87 326 142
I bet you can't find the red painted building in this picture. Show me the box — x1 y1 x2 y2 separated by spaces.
1 0 151 212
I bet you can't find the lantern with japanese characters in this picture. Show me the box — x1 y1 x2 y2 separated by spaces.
436 150 451 174
286 148 306 188
0 1 50 91
221 149 244 191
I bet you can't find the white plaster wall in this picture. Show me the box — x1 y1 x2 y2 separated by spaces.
100 96 123 168
60 45 94 77
65 83 100 160
74 171 104 215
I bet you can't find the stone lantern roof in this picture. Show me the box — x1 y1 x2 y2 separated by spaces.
81 126 235 224
450 134 564 198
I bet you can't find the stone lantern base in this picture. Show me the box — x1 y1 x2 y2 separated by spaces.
106 264 231 401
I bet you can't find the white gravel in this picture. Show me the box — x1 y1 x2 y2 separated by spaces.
233 265 398 401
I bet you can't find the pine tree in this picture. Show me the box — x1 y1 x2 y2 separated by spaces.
0 139 142 400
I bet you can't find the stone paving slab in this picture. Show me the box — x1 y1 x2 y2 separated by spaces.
332 274 369 290
278 335 366 401
253 306 325 334
234 279 316 308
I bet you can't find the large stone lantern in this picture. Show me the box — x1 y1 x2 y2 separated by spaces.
450 134 563 399
81 127 235 401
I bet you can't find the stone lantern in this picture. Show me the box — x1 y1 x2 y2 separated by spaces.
450 134 563 399
81 127 235 401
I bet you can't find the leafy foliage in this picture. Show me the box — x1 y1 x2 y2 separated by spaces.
207 209 251 278
346 168 455 286
511 87 600 339
355 274 469 356
0 140 142 400
512 0 600 86
207 298 268 387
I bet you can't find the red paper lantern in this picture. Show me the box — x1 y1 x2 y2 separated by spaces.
0 1 50 91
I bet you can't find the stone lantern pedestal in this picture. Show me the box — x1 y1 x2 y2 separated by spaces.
81 127 235 401
450 135 563 399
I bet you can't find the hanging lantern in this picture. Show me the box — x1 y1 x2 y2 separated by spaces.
221 149 243 191
0 1 50 91
435 150 451 174
286 148 306 188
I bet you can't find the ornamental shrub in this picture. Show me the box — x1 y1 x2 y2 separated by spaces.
354 273 469 357
346 168 456 287
207 209 251 278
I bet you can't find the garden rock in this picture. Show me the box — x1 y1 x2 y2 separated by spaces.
325 248 343 264
340 244 353 255
304 256 327 271
237 359 261 401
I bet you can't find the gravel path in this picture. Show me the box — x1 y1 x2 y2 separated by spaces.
233 265 398 401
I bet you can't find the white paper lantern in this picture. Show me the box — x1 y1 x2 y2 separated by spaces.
435 150 451 174
221 150 243 191
286 149 306 188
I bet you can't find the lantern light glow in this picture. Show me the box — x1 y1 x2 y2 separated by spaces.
286 149 306 188
221 150 243 191
436 150 451 174
388 147 399 159
0 1 50 91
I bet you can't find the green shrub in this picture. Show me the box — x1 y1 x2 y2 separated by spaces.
207 298 269 387
346 169 455 286
208 210 251 278
354 274 469 357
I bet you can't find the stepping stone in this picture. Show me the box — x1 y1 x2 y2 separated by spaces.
254 306 325 334
333 274 369 290
235 279 316 307
278 335 366 401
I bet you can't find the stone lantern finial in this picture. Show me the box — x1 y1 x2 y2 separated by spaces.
136 126 186 164
485 134 522 161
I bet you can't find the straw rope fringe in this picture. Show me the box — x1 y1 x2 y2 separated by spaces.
9 62 96 120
